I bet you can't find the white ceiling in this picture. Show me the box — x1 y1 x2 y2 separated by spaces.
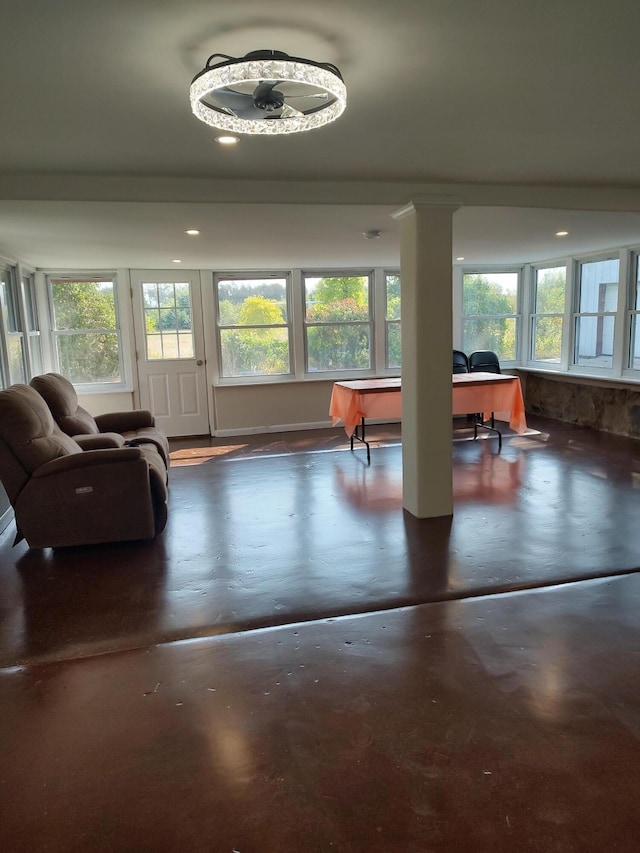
2 0 640 269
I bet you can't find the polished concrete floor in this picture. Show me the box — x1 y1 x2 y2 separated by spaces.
2 416 640 851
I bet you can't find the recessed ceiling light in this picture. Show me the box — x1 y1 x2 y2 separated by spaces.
456 256 465 261
172 259 182 264
184 229 200 236
363 230 381 240
556 230 569 237
215 135 240 145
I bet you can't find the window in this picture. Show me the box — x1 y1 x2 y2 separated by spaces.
216 276 291 378
462 271 519 361
143 281 195 360
48 275 123 385
0 265 26 384
574 257 619 369
627 254 640 370
385 273 401 370
303 273 372 373
531 265 566 363
21 272 42 376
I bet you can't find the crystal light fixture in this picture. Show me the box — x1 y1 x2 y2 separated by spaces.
190 50 347 135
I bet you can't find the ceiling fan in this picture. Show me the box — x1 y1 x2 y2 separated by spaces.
190 49 347 135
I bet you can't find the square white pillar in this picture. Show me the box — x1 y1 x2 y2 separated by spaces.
392 199 460 518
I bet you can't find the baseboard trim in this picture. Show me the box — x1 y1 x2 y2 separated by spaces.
212 418 401 438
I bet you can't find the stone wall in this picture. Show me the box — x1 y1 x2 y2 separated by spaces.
518 371 640 439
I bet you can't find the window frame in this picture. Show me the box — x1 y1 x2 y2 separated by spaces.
528 263 568 368
571 254 621 375
0 263 27 385
384 270 401 371
46 272 127 392
214 271 293 383
302 269 375 377
625 251 640 374
460 266 522 365
20 269 43 377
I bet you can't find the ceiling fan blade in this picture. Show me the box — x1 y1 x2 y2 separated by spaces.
209 86 255 112
284 92 330 100
253 80 282 100
280 103 304 118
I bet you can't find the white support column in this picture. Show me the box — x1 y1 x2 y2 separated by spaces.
392 198 460 518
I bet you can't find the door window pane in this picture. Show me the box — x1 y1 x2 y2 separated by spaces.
143 281 195 360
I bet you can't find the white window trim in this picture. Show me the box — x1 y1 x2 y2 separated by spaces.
44 269 132 393
302 268 376 378
460 265 523 367
213 271 294 385
526 261 568 370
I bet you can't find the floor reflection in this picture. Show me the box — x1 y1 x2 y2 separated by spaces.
333 441 526 511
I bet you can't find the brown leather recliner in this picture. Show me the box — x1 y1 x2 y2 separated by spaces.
29 373 170 468
0 384 168 548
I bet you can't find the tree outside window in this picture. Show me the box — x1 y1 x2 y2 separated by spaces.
304 275 371 372
143 282 194 359
386 273 401 369
49 277 122 384
462 272 519 360
531 266 566 363
217 278 290 377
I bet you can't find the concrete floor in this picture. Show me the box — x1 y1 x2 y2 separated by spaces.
1 417 640 851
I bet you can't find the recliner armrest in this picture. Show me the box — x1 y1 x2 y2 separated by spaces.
73 432 125 450
95 410 155 432
32 447 143 478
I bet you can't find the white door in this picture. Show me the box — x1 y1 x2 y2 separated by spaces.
131 270 209 437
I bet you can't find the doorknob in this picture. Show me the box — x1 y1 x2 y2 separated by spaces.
196 359 204 366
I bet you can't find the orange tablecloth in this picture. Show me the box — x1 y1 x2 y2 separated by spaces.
329 373 527 437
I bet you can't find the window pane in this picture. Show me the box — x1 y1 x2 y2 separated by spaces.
305 276 369 322
578 259 619 312
56 333 121 383
49 276 122 384
220 328 290 377
218 279 288 324
143 281 195 361
387 322 401 369
0 279 19 332
575 316 615 368
386 274 401 320
532 316 563 363
306 324 370 371
535 267 566 313
7 336 26 384
629 314 640 369
21 276 38 331
51 279 116 330
27 334 43 375
463 273 518 314
462 272 518 359
462 317 517 361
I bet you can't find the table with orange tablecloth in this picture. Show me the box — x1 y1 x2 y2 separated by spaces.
329 373 527 459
